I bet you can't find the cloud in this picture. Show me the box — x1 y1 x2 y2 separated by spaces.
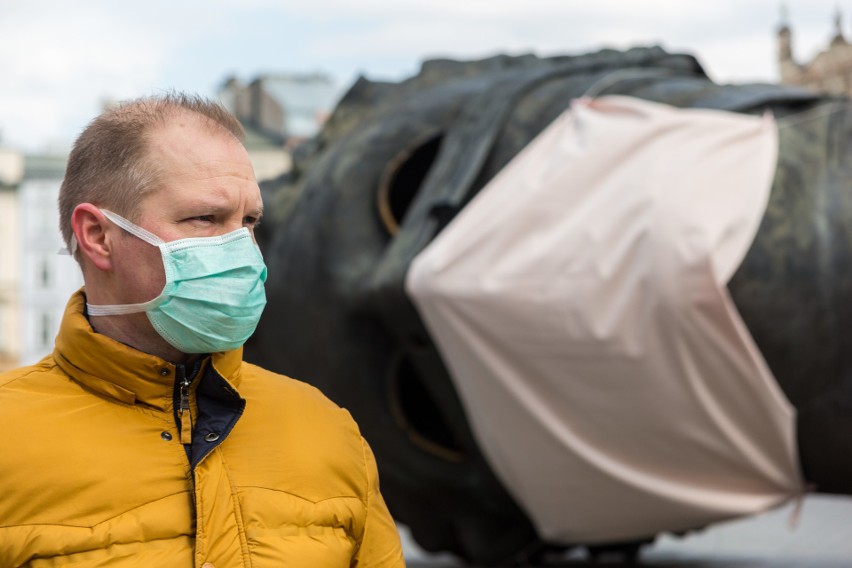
0 5 165 149
296 0 781 84
0 0 225 150
0 0 848 151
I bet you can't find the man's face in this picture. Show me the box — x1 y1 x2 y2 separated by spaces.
112 114 263 306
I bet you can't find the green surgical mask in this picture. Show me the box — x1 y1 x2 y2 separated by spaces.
86 209 268 354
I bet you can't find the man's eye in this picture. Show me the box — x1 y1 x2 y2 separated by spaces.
189 215 215 223
244 216 261 227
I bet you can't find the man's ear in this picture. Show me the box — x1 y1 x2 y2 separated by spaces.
71 204 113 272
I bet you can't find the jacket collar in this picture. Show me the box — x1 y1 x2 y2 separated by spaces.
54 289 243 412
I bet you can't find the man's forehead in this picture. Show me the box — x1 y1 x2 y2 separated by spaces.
144 182 261 207
147 112 244 156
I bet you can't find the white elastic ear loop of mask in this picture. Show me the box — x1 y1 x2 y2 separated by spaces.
87 296 163 316
86 209 166 316
100 209 165 246
57 235 78 256
59 209 161 255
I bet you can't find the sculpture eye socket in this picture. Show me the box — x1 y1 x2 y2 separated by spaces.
377 133 444 237
388 351 465 463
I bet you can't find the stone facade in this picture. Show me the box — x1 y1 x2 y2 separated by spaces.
17 153 83 366
0 150 85 370
0 149 22 371
778 9 852 95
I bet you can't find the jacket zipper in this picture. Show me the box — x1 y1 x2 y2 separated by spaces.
176 364 193 445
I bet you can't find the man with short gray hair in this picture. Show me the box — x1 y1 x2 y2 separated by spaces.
0 93 405 567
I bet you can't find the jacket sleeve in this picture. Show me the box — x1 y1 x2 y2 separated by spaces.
353 438 406 567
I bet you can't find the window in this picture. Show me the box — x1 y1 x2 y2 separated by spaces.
40 312 53 348
39 257 51 288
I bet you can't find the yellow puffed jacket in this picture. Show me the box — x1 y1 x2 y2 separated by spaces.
0 291 405 567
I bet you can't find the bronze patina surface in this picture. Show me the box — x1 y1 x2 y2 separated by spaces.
246 46 844 565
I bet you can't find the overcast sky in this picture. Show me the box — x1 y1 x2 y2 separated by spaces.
1 0 849 152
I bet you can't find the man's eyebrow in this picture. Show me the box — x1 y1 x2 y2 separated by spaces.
180 202 264 218
181 200 228 214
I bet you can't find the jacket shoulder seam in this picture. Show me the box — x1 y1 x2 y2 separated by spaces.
0 361 59 390
0 490 192 530
236 485 366 506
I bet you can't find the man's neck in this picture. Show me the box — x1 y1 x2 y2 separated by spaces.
88 312 198 365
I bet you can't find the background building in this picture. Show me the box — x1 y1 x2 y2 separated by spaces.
18 153 83 365
0 148 23 371
778 8 852 95
218 73 344 181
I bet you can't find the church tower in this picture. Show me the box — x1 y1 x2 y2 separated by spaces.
776 6 852 95
776 4 800 84
830 6 848 46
